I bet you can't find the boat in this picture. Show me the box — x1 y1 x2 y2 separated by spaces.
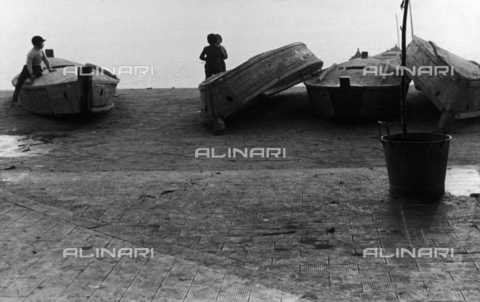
304 49 403 118
349 48 363 60
371 45 402 62
404 35 480 131
11 49 120 116
198 42 323 134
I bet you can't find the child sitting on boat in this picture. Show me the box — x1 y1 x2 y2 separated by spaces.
12 36 55 103
199 33 227 79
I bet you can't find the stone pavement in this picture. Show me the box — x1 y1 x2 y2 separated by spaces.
1 88 480 301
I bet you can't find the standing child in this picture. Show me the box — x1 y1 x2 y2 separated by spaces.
215 34 228 72
199 33 227 79
12 36 55 103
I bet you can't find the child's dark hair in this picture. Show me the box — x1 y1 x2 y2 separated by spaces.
31 36 45 46
207 34 217 45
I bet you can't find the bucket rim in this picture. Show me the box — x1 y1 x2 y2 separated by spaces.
380 132 452 144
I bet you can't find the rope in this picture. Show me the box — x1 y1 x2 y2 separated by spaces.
428 41 451 67
470 60 480 69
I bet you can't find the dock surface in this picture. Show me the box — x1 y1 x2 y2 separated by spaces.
1 87 480 301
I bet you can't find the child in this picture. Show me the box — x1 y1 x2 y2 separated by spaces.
199 33 227 79
215 34 228 72
12 36 55 103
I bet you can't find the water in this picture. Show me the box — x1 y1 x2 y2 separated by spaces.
0 135 51 159
1 0 479 90
445 167 480 197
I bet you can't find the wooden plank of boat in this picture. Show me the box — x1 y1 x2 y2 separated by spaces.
371 45 401 63
198 42 323 134
404 36 480 131
11 51 120 116
304 56 402 117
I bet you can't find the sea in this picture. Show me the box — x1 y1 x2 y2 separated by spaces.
1 0 479 91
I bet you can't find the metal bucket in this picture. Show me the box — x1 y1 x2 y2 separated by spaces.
379 123 452 197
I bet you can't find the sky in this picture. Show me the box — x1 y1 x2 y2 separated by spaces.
1 0 479 90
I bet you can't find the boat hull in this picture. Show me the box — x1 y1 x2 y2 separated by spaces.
11 57 119 116
304 57 402 117
199 42 323 133
405 36 480 130
16 78 118 115
306 85 400 117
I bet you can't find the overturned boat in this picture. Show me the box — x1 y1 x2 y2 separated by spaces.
11 49 119 116
371 45 402 63
404 36 480 131
304 50 403 117
199 42 323 134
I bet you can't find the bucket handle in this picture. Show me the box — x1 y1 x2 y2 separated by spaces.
430 130 447 148
378 121 400 146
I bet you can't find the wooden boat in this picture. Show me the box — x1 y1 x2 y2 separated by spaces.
371 45 402 62
404 36 480 131
304 50 403 117
198 42 323 134
11 49 119 116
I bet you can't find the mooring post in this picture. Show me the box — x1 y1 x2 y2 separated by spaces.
205 86 226 135
339 76 351 89
79 66 93 113
45 49 54 58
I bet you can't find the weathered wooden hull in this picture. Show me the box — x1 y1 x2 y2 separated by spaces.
199 42 323 134
306 85 400 117
405 36 480 130
11 56 119 116
371 45 402 63
304 57 402 117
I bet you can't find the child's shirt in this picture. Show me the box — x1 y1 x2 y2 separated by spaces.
219 45 228 60
26 48 45 66
200 45 225 62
